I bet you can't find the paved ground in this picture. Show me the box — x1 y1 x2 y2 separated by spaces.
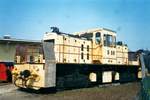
0 82 140 100
0 83 17 94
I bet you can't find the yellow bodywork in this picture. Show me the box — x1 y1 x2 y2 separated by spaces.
12 64 45 90
44 28 139 65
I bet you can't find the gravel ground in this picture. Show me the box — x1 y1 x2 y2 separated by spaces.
0 82 140 100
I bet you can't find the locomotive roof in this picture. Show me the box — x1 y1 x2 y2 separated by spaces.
45 31 92 41
73 28 116 36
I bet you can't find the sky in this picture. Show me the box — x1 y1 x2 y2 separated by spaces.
0 0 150 51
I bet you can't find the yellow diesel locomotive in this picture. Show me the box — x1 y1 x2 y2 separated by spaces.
12 27 140 90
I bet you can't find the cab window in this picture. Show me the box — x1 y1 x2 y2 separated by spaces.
95 32 101 44
104 34 116 47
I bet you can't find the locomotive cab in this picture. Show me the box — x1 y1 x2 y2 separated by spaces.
93 28 116 64
74 28 117 64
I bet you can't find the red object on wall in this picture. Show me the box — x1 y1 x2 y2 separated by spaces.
0 63 7 81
